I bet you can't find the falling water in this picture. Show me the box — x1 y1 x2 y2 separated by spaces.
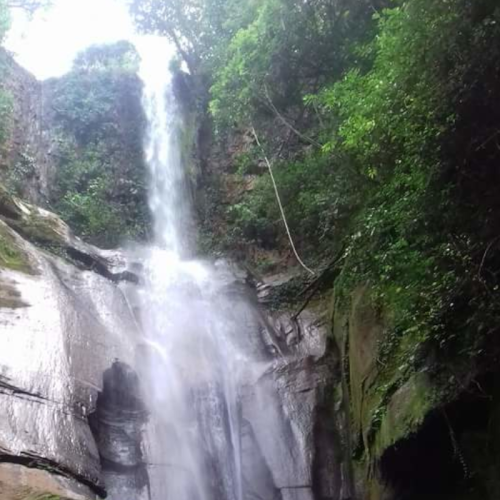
133 37 246 500
137 36 190 254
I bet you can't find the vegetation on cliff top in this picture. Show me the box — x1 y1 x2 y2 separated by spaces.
48 41 149 248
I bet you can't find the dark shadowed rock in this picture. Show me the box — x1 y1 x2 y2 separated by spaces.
89 361 149 500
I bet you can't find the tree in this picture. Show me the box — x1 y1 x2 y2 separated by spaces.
129 0 259 75
73 41 140 73
129 0 387 129
7 0 52 15
130 0 213 74
208 0 385 129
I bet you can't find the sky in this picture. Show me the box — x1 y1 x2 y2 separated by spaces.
6 0 136 79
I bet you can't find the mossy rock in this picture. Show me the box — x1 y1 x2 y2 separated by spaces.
372 372 435 458
0 183 24 220
3 201 70 247
0 183 71 252
0 221 33 274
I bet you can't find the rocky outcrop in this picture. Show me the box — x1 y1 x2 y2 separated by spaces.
0 49 55 205
0 463 99 500
0 186 143 499
212 265 351 500
331 286 500 500
0 184 346 500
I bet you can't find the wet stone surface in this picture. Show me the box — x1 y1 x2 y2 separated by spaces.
0 225 140 497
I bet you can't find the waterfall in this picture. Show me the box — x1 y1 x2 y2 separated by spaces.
136 36 189 255
132 37 246 500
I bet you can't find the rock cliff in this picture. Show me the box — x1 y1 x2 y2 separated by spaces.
0 185 142 499
0 180 343 500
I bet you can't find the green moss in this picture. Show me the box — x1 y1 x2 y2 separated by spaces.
0 222 33 274
366 475 392 500
0 183 23 220
372 372 434 458
345 287 386 452
333 286 443 478
13 213 67 246
0 183 69 249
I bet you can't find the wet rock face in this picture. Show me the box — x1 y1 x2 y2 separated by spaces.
240 354 342 500
0 207 140 498
0 211 342 500
213 265 349 500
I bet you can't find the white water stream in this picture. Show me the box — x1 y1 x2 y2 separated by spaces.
133 37 246 500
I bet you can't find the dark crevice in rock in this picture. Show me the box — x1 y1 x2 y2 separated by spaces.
0 378 46 401
100 456 146 473
0 199 22 220
65 247 139 284
380 411 462 499
0 378 87 420
380 371 500 500
0 452 106 497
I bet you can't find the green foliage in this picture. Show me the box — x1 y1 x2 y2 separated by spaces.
130 0 258 74
0 4 13 147
51 72 123 143
327 0 500 344
317 2 500 475
53 145 125 241
49 42 148 247
73 40 139 73
208 0 376 129
229 151 352 252
52 133 147 247
131 0 379 129
316 2 460 165
199 0 500 411
57 179 123 239
208 0 280 127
